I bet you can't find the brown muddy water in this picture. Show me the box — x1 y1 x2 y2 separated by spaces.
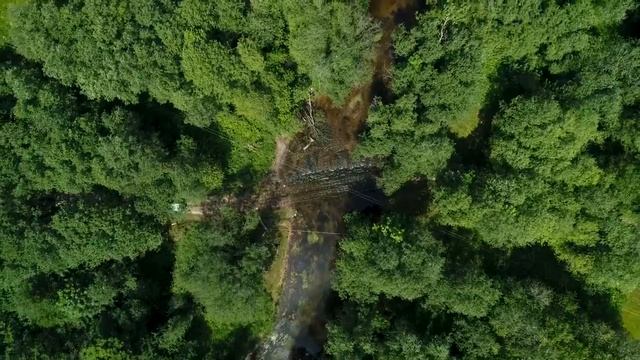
255 1 418 359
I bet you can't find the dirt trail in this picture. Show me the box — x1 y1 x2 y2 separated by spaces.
257 1 417 359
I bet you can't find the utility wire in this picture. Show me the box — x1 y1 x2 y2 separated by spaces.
349 188 384 207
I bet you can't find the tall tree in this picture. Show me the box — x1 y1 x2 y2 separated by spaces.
173 207 274 337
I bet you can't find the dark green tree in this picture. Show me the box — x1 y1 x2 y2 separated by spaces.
334 215 444 303
173 207 274 337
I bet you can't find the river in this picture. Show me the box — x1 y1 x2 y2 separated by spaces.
256 1 417 358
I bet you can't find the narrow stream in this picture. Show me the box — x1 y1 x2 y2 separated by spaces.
257 1 417 358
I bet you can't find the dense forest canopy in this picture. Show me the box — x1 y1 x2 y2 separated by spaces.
0 0 638 359
336 0 640 358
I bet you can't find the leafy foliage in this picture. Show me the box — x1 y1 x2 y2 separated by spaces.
329 215 640 358
173 208 274 335
331 2 640 358
359 0 637 194
284 0 380 104
335 215 444 303
1 0 639 358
